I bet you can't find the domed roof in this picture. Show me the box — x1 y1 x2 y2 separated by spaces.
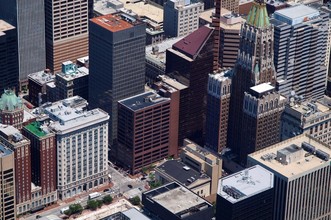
0 90 23 111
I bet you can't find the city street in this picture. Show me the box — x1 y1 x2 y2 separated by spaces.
22 161 148 219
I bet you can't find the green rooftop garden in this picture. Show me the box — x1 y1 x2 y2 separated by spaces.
25 122 47 137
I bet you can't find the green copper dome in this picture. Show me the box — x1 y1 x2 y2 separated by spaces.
0 90 23 111
247 0 270 28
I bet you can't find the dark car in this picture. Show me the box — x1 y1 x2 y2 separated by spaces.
103 188 110 192
128 184 133 189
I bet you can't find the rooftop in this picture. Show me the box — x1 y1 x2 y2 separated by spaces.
90 14 134 32
28 70 55 85
0 124 29 145
56 61 88 81
118 0 163 23
145 182 211 216
94 0 120 15
0 144 12 157
250 83 274 94
0 20 15 36
219 165 273 203
157 75 188 90
34 97 109 133
119 91 170 111
182 139 219 165
246 0 270 28
24 121 52 138
0 90 23 111
248 134 331 179
122 208 151 220
172 26 213 59
274 5 319 25
156 160 210 186
145 36 184 66
199 9 244 30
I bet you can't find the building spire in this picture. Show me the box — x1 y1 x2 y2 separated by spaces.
246 0 270 28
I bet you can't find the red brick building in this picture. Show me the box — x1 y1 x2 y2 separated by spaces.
117 91 179 174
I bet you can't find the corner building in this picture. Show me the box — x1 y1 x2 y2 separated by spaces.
89 13 146 149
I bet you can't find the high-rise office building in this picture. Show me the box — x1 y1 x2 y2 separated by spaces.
227 0 277 161
32 96 109 200
89 13 146 148
0 144 15 220
205 71 231 153
0 20 18 92
45 0 93 72
0 125 31 215
0 0 45 89
117 91 178 174
216 165 274 220
240 83 286 162
166 26 214 145
22 122 57 197
272 5 329 100
0 90 24 130
163 0 204 37
221 0 240 13
28 70 55 107
248 134 331 220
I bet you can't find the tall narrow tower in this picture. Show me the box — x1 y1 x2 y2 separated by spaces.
227 0 278 162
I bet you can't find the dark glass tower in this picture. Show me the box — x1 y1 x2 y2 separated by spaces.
89 13 146 152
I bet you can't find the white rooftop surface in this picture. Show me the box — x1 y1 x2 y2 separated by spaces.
40 97 109 133
159 75 188 90
152 186 207 214
0 20 15 36
250 83 274 94
23 109 36 122
57 66 88 81
46 82 56 88
28 71 55 84
117 0 163 23
249 135 331 178
146 36 184 65
0 124 20 136
77 56 89 64
122 208 151 220
219 165 274 203
275 5 319 20
94 0 118 15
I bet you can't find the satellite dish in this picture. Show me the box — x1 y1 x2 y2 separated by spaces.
290 91 295 96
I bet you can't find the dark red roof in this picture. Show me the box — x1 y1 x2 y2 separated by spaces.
172 26 213 59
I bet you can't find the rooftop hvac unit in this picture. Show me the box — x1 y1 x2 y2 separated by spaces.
301 142 315 154
315 149 330 161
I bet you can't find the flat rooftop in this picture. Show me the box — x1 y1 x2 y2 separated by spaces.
183 139 219 165
145 182 211 215
0 20 15 36
57 66 88 81
90 14 133 32
199 8 244 30
119 91 170 111
158 75 188 90
156 160 210 187
219 165 274 203
248 134 331 179
24 121 53 138
250 83 274 94
122 208 151 220
0 144 12 157
274 5 319 25
35 97 109 133
118 0 163 23
0 124 29 145
28 71 55 85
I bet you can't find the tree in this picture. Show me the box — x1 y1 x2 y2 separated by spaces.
65 204 83 216
103 195 113 205
87 200 99 211
130 196 141 206
150 181 162 189
96 200 103 208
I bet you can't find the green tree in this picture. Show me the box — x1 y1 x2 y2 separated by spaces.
103 195 113 204
65 204 83 216
87 200 99 211
96 200 103 208
150 181 162 189
130 196 141 206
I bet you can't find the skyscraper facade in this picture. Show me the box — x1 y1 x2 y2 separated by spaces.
166 26 214 145
205 71 231 153
0 90 24 130
0 0 46 89
117 91 179 174
272 5 329 100
45 0 93 72
227 0 278 162
0 20 18 92
89 13 146 148
0 144 15 220
221 0 239 13
248 134 331 220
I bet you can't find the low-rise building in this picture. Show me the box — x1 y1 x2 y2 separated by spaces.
142 182 214 220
